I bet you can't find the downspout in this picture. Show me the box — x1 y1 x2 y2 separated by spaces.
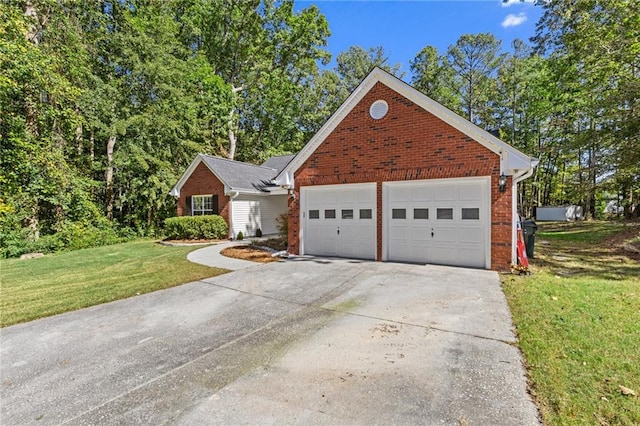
510 160 539 264
228 190 240 239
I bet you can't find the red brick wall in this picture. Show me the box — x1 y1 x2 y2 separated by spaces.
288 82 513 271
178 162 231 236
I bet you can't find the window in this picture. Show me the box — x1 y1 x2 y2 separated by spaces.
325 209 336 219
359 209 372 219
392 208 406 219
462 208 480 220
414 208 429 220
192 195 218 216
342 209 354 219
436 208 453 220
309 210 320 219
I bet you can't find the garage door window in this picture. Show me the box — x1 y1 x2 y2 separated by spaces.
413 208 429 219
342 209 354 219
309 210 320 219
325 209 336 219
461 208 480 220
436 208 453 220
392 208 406 219
360 209 372 219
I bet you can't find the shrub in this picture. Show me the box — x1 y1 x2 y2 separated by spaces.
164 215 228 240
275 213 288 239
255 228 262 238
0 210 129 258
237 231 244 240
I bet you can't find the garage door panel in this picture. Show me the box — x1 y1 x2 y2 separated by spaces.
435 185 456 201
432 226 457 242
456 246 485 268
302 184 376 260
459 227 484 243
459 184 483 201
385 178 489 269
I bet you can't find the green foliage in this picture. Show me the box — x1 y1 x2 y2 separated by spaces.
0 0 332 254
236 231 244 241
255 228 262 238
275 212 288 240
164 215 228 240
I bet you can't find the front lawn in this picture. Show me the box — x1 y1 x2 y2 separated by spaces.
0 240 228 327
502 221 640 425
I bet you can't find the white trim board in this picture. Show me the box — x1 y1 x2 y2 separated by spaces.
278 67 538 184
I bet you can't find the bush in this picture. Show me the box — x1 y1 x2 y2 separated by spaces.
237 231 244 240
275 213 288 239
0 220 128 259
164 215 228 240
255 228 262 238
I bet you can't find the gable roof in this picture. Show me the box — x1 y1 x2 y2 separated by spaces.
261 154 295 174
169 154 282 197
277 67 538 183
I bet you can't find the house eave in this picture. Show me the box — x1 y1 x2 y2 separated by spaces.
277 67 537 182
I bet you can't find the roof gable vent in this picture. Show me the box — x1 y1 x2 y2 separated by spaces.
369 100 388 120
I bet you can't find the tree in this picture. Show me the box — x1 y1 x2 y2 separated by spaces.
447 33 503 127
176 0 331 161
410 45 460 113
533 0 640 218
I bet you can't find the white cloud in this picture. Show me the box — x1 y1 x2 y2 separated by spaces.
502 13 528 28
501 0 535 7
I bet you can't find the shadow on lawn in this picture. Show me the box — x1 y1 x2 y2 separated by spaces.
531 221 640 281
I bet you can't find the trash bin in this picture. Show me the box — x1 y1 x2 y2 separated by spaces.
522 220 538 258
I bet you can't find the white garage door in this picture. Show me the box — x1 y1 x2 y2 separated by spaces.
302 183 376 260
384 178 490 269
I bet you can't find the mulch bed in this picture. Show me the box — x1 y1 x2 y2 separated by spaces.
220 245 279 263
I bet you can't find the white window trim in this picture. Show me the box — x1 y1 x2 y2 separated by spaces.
191 194 215 216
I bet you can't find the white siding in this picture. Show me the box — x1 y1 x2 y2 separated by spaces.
231 194 287 237
260 195 288 235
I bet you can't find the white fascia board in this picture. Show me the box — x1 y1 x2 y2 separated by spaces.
169 155 207 197
278 67 537 181
276 69 383 182
170 154 236 198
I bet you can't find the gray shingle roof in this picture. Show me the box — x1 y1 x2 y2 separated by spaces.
261 154 295 174
200 155 279 192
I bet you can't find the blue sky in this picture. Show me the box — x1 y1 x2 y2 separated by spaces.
295 0 543 79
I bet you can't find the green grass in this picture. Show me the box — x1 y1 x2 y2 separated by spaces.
0 240 229 327
503 221 640 425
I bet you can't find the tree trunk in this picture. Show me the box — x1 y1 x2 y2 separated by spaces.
226 85 244 160
27 205 40 241
105 134 116 220
76 110 83 156
89 130 95 163
227 111 237 160
24 1 40 45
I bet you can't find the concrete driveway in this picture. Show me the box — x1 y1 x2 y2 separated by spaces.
1 258 540 425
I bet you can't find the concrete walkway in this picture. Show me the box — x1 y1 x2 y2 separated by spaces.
187 240 259 270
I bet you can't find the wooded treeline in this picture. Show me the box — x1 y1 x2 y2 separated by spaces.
1 0 638 257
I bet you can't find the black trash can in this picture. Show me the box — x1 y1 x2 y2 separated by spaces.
522 220 538 258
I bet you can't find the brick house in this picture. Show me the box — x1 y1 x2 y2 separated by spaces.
275 68 538 271
170 154 293 238
172 68 537 270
